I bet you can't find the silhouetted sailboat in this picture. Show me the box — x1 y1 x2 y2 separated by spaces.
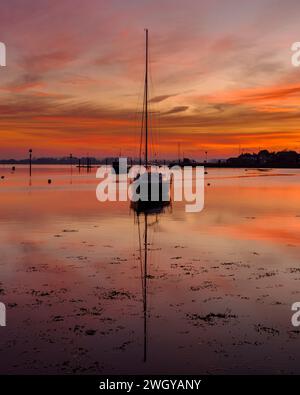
131 29 170 213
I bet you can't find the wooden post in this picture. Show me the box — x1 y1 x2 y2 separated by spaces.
29 149 32 177
70 153 73 176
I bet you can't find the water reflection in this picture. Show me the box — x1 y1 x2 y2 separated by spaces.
132 198 171 362
0 166 300 374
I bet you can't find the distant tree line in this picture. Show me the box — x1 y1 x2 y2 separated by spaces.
1 150 300 168
226 150 300 168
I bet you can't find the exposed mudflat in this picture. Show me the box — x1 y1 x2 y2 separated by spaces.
0 166 300 374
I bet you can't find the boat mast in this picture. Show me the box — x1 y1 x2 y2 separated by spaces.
145 28 148 167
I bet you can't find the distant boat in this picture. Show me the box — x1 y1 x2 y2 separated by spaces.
168 157 198 168
112 158 130 174
131 29 170 213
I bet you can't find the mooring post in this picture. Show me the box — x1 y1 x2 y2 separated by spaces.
70 153 73 175
29 149 32 177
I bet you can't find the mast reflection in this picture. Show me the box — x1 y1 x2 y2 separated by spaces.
132 201 171 362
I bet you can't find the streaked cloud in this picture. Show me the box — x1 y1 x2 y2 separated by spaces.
163 105 189 115
149 94 177 103
0 0 300 158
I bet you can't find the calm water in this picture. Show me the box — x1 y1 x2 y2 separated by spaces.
0 165 300 374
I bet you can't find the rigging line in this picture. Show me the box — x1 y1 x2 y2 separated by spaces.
148 58 154 162
151 81 161 161
135 73 146 161
149 49 159 158
147 35 153 163
148 102 156 163
149 63 159 162
148 99 153 162
139 86 146 165
134 35 147 162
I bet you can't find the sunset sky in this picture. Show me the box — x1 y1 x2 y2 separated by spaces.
1 0 300 159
